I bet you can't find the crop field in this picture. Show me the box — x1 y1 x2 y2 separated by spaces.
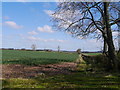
1 50 79 65
1 50 101 65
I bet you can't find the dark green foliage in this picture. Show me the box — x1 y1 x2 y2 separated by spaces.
83 53 120 72
117 52 120 60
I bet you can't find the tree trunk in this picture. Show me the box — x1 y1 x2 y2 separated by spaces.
103 39 107 54
102 33 108 55
118 11 120 53
104 2 119 71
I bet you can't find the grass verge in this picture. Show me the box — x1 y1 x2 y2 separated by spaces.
2 72 120 89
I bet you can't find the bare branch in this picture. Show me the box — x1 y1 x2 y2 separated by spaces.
110 18 120 26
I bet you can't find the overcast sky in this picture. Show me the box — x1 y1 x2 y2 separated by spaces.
2 2 119 51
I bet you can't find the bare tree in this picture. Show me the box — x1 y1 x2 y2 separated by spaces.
51 2 120 71
31 44 36 51
58 45 60 52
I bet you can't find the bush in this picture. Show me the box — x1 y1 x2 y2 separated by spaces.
83 55 110 71
117 52 120 59
117 52 120 70
84 53 120 72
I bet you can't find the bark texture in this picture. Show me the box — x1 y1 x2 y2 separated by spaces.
104 2 119 71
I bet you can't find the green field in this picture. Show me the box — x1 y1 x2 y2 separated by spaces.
83 53 101 56
1 50 101 66
1 50 78 65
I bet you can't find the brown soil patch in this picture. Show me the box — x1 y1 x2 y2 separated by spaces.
2 62 77 79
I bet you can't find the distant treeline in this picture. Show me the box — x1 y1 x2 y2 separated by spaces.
0 48 102 53
0 48 52 51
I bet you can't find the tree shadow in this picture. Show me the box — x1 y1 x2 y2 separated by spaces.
33 72 120 89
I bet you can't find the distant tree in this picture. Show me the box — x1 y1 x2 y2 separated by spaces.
58 45 60 52
76 49 81 54
31 44 36 51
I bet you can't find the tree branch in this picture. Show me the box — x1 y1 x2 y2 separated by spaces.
110 18 120 26
64 17 92 31
82 2 101 13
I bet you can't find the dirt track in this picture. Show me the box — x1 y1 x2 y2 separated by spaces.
2 62 77 78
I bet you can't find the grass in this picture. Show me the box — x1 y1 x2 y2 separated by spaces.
1 50 78 65
2 72 120 89
83 53 101 56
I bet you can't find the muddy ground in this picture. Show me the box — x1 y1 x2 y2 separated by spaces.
1 62 77 78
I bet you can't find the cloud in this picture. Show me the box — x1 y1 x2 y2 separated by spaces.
112 32 118 37
44 10 54 16
16 0 27 2
5 21 23 29
45 10 70 29
44 9 81 22
43 2 51 8
0 23 2 26
44 10 64 20
28 36 65 43
37 25 54 33
3 16 10 20
44 10 66 20
45 10 81 29
66 31 76 35
28 31 38 35
77 36 84 39
57 40 65 43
